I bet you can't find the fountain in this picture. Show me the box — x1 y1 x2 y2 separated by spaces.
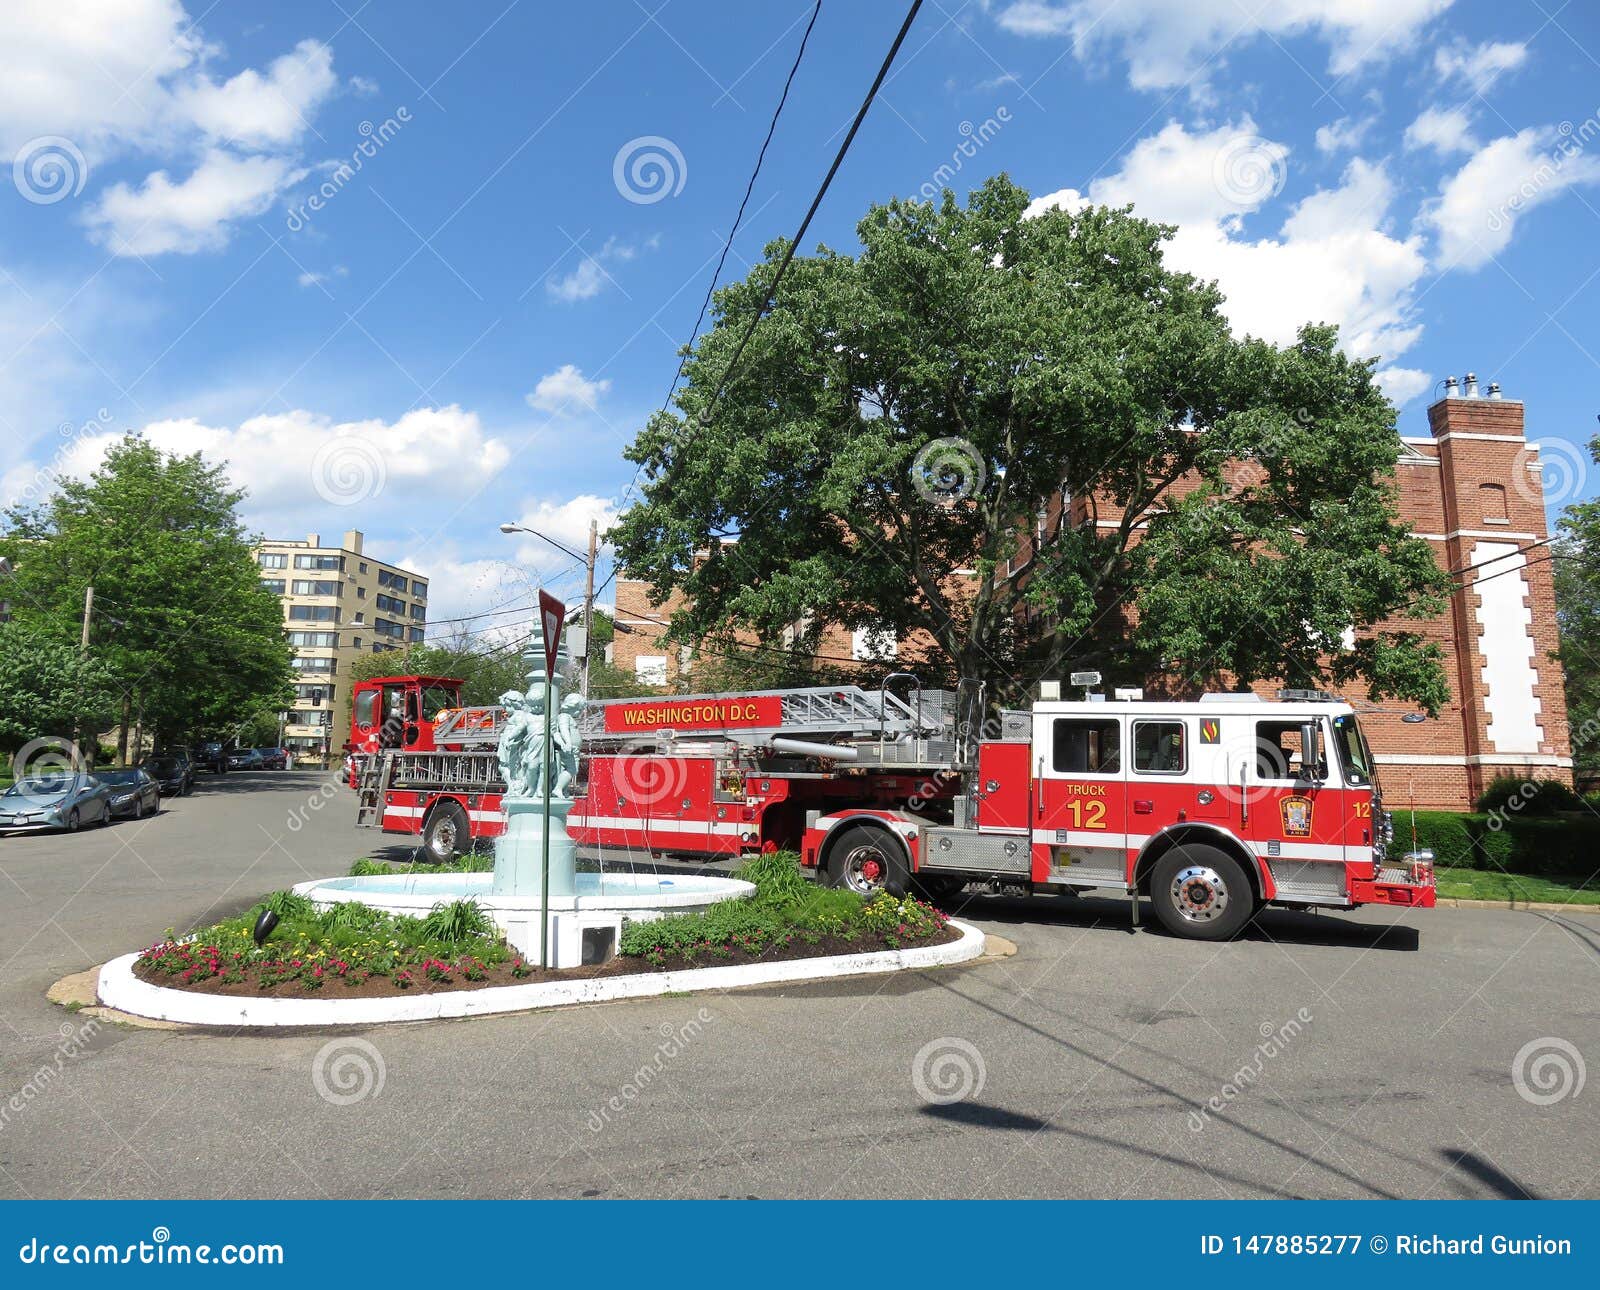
296 605 753 966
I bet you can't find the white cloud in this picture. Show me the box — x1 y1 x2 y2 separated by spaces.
502 495 620 575
545 235 659 303
527 364 611 414
0 0 202 155
4 405 512 525
174 39 338 149
1426 127 1600 269
1315 116 1375 154
994 0 1451 93
1027 124 1427 363
83 150 306 256
0 2 344 255
1375 366 1432 405
1405 106 1478 156
296 266 348 288
1433 39 1528 93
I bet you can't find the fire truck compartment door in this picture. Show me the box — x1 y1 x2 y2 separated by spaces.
975 740 1031 831
1033 712 1128 883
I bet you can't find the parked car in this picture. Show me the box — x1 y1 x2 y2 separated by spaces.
254 746 288 769
141 751 194 796
226 747 264 770
195 743 229 773
98 767 161 820
0 775 113 832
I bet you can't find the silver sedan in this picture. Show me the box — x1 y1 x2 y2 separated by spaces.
0 775 114 833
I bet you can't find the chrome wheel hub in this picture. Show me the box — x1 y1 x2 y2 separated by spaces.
844 846 886 895
1171 865 1229 922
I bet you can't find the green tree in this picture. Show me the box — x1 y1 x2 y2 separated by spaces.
1554 435 1600 778
0 623 118 753
612 176 1451 728
1 436 295 758
347 633 529 706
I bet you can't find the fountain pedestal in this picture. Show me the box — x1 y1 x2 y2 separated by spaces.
492 796 576 897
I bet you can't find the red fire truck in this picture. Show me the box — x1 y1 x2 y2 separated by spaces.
350 674 1434 940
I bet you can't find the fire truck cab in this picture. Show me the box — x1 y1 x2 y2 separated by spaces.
802 691 1434 940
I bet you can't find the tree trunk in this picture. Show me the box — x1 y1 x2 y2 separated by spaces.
116 693 131 766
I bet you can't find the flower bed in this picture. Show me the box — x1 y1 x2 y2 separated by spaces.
132 854 958 998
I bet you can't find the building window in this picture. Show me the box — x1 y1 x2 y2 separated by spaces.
356 586 366 598
352 636 362 648
374 617 406 639
635 655 668 686
410 603 426 620
292 656 336 673
287 631 338 647
376 593 406 614
294 683 333 703
288 604 340 622
292 579 341 596
294 554 343 570
412 580 427 598
1051 718 1121 774
1133 720 1186 774
260 579 285 595
1480 483 1509 524
258 552 287 569
359 561 368 573
409 627 425 643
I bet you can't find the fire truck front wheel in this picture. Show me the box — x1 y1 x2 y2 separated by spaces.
422 801 470 863
1150 845 1256 941
825 826 910 898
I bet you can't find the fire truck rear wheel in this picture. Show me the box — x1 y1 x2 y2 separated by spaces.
826 826 909 898
1150 845 1255 941
422 801 469 863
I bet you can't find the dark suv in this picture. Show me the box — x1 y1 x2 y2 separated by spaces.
195 743 229 773
255 747 288 769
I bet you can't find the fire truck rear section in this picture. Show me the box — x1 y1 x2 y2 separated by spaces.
353 674 1435 939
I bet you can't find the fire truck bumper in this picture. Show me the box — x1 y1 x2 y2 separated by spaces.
1350 856 1437 909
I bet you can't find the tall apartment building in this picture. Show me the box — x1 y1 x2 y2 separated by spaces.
614 376 1573 810
254 529 428 765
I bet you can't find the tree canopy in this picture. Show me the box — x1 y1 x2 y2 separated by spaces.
612 175 1451 722
1 436 295 756
1554 435 1600 778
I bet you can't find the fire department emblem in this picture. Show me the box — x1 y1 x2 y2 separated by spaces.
1280 794 1313 838
1200 718 1221 744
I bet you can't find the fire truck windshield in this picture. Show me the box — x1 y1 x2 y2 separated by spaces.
1332 713 1374 786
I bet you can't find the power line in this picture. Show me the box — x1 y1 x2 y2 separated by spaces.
656 0 824 422
697 0 924 426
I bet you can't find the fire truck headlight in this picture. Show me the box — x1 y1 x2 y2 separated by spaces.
1381 811 1394 844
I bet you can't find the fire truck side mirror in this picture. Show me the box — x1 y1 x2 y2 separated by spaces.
1299 722 1324 784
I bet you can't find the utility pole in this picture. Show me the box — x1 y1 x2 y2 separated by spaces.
79 584 94 655
581 517 597 699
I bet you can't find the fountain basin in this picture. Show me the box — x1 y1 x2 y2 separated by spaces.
292 870 753 923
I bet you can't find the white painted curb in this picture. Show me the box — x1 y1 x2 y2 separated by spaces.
95 920 987 1029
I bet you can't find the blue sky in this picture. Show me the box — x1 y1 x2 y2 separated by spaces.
3 0 1599 633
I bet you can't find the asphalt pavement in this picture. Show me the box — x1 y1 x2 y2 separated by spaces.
0 770 1595 1200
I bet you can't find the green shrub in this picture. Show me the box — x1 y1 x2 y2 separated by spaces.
1397 811 1472 870
1474 775 1585 816
256 889 316 922
419 899 496 944
348 858 389 877
1400 810 1600 882
731 849 810 905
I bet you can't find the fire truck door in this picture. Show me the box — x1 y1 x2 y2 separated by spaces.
1243 717 1347 898
1032 712 1128 884
642 757 710 856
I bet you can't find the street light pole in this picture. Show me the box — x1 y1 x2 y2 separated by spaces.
582 518 597 699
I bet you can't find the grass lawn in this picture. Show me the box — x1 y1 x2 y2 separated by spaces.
1435 867 1600 906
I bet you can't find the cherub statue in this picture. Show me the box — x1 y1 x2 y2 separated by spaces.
496 687 546 799
551 693 584 800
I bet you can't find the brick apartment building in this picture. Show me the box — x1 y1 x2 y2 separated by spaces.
613 378 1573 810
